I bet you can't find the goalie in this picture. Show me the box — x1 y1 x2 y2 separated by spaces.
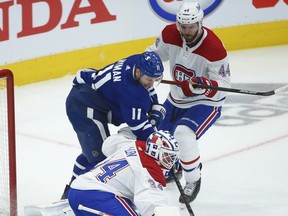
68 130 181 216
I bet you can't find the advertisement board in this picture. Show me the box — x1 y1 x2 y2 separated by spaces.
0 0 287 84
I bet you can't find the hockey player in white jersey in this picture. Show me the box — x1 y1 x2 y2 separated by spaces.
147 2 231 203
68 130 180 216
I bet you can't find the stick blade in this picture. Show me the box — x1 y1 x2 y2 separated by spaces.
274 84 288 94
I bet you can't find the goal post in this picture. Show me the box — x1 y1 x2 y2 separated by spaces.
0 69 17 216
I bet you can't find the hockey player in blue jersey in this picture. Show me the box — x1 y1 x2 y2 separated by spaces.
60 51 166 199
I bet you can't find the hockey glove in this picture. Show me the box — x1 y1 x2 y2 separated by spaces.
165 160 183 183
180 76 218 98
149 104 166 129
147 87 159 104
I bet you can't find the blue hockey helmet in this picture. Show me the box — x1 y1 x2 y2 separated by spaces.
136 51 164 78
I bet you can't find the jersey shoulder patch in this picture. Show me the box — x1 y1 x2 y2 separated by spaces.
162 24 182 47
194 27 227 62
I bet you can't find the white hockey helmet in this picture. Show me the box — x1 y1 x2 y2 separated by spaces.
176 2 204 25
145 130 179 170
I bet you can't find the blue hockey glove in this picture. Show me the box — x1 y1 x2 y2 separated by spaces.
149 104 166 129
165 160 183 183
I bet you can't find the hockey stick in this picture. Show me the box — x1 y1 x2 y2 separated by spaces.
78 204 112 216
172 165 195 216
161 79 288 96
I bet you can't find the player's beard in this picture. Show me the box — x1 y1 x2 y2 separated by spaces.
182 29 199 44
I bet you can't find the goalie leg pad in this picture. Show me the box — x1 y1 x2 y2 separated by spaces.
24 199 72 216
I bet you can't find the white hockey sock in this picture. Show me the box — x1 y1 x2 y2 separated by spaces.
174 125 201 182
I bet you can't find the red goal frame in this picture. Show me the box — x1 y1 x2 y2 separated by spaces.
0 69 17 216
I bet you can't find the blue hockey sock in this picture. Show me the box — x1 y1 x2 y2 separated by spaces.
71 154 90 182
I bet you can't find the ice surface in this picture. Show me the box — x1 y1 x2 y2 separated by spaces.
14 45 288 216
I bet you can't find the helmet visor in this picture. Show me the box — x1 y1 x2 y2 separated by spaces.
160 149 179 169
139 73 163 88
154 74 163 87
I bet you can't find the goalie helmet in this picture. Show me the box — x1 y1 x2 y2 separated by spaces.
176 2 204 25
136 51 164 78
145 130 179 170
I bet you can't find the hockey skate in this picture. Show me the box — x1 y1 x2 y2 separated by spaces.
179 163 202 203
179 177 201 204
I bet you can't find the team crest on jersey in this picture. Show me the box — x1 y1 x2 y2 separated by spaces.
125 147 137 157
148 0 222 22
173 64 195 81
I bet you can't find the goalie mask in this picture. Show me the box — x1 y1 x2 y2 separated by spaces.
145 130 179 171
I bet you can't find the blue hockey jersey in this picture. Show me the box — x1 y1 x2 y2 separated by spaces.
72 54 159 141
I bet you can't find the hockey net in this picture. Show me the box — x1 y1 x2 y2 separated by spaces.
0 69 17 216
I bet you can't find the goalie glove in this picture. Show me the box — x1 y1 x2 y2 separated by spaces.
149 104 166 129
180 76 218 98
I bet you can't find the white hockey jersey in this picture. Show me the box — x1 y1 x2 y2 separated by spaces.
147 24 231 108
70 137 168 216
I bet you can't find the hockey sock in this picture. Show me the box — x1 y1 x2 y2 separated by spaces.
71 154 90 182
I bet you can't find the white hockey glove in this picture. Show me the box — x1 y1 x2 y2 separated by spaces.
149 104 166 129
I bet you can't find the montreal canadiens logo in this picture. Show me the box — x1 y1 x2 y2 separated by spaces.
173 64 195 82
149 0 222 22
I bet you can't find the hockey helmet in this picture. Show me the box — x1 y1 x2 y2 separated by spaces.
136 51 164 79
145 130 179 170
176 2 204 25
